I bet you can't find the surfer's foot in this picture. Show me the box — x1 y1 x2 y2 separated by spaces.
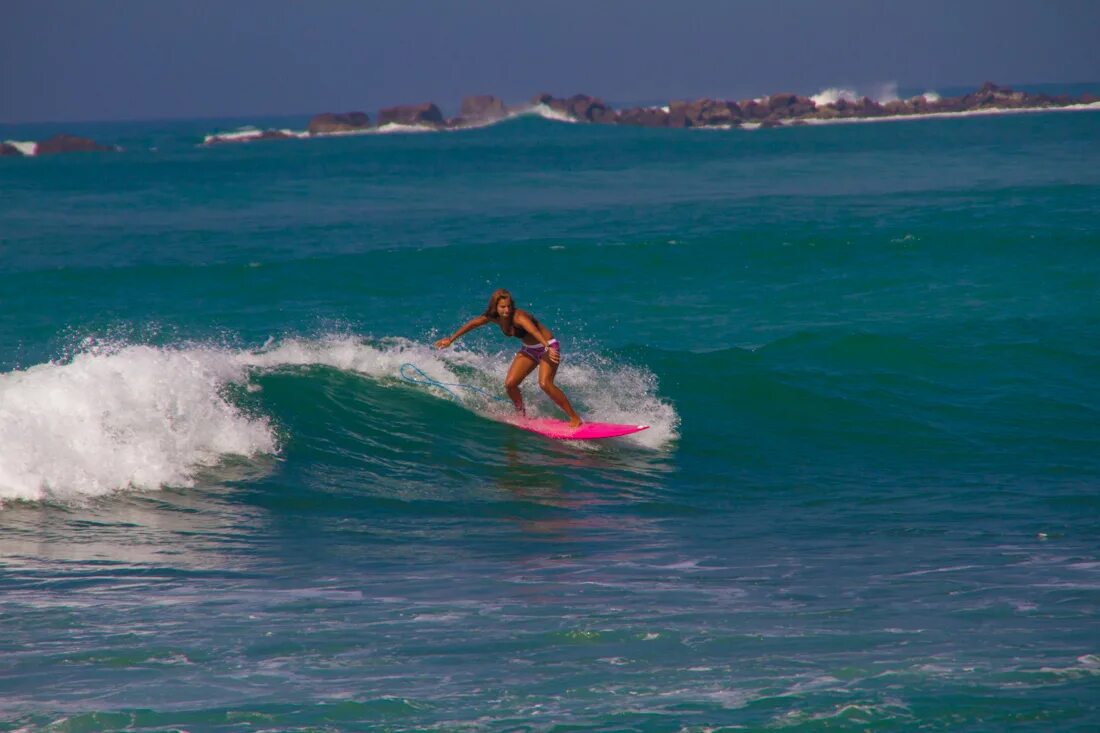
568 416 583 428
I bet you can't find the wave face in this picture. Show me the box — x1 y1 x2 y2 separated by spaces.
1 105 1099 731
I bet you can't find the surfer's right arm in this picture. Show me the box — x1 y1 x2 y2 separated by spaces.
435 316 490 349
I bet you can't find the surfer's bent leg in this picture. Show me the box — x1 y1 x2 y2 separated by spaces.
538 350 582 427
504 353 538 414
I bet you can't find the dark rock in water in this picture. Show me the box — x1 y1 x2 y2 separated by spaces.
739 99 771 121
958 82 1052 110
667 99 741 128
618 106 670 127
531 93 617 123
813 96 884 119
695 99 741 126
308 112 369 135
460 95 508 120
883 99 915 115
377 103 445 127
929 95 966 113
35 134 114 154
667 101 692 128
853 97 885 116
765 93 816 119
566 94 617 123
0 142 23 156
904 96 938 114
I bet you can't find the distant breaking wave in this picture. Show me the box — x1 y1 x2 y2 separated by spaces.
202 105 575 146
1 140 39 156
811 82 921 107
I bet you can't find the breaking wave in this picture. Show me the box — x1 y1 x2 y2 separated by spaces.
0 335 677 503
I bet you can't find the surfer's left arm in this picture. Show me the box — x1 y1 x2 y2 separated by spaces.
435 315 489 349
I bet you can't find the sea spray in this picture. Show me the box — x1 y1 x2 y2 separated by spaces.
0 343 275 502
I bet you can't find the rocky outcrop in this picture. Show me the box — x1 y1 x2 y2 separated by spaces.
447 95 511 127
460 95 508 120
765 93 816 120
810 96 884 119
0 143 23 156
308 112 369 135
668 99 742 127
35 134 114 154
738 99 769 121
532 93 617 123
377 103 444 127
618 107 670 127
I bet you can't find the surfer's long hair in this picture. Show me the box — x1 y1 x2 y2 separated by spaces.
484 289 514 320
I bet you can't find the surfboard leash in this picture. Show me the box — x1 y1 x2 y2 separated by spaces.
399 363 511 404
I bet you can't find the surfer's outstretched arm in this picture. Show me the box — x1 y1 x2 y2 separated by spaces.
435 316 489 349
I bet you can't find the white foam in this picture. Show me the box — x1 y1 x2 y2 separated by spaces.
920 90 941 103
0 343 275 503
801 100 1100 126
202 127 308 145
0 335 678 503
371 122 438 135
810 82 900 106
529 103 579 124
810 87 860 106
308 127 376 138
3 140 37 156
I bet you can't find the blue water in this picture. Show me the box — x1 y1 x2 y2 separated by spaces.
2 104 1099 731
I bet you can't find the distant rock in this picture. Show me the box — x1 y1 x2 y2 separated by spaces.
308 112 370 135
618 107 670 127
447 95 512 128
812 96 884 119
668 99 741 128
531 93 617 123
0 142 23 156
738 99 771 121
35 134 114 155
460 95 508 120
377 103 444 127
765 93 816 120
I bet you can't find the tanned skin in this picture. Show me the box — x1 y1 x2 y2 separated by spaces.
435 293 582 427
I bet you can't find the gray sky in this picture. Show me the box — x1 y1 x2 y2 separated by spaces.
1 0 1097 123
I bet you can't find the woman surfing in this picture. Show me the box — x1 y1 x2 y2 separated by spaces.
435 289 583 427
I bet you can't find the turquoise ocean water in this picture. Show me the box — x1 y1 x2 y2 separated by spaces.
2 101 1099 731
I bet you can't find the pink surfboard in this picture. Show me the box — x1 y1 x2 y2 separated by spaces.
505 416 649 440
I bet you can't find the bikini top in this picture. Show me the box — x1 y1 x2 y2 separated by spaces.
502 312 539 339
